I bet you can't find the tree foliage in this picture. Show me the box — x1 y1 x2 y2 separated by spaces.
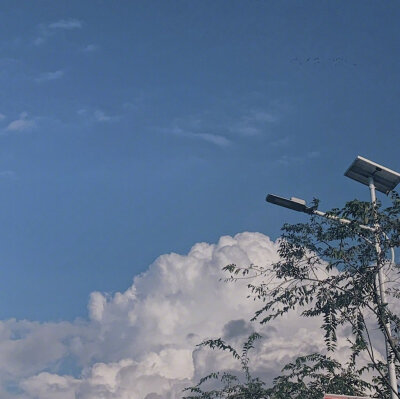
185 193 400 398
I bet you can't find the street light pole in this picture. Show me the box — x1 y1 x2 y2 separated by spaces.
368 176 398 399
266 155 400 398
345 156 400 399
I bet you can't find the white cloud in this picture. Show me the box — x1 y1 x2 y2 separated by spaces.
250 110 278 123
77 109 119 124
6 112 36 132
34 19 82 46
35 70 64 83
0 232 388 398
194 132 231 146
33 36 46 46
82 44 99 53
0 114 5 121
170 127 231 147
77 108 87 116
33 24 49 46
229 109 278 136
21 372 79 399
93 110 113 123
277 150 321 166
271 136 290 147
165 104 280 148
48 19 83 30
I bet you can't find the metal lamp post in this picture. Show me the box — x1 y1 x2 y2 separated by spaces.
345 156 400 399
266 155 400 399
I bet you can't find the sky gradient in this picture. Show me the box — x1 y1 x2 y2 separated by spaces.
0 1 399 324
0 2 400 398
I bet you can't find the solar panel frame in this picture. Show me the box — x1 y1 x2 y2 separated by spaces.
344 156 400 194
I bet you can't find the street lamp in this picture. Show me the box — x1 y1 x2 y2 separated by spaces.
345 156 400 399
266 155 400 399
266 194 313 214
266 193 375 232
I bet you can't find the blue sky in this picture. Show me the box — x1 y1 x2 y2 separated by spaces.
0 0 399 324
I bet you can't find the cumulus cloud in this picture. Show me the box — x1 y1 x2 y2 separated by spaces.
5 112 36 132
0 232 388 398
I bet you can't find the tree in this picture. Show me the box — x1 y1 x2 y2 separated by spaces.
184 194 400 398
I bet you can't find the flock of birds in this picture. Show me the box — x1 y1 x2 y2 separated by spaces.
290 56 357 67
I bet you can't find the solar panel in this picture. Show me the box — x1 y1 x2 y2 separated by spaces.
344 156 400 194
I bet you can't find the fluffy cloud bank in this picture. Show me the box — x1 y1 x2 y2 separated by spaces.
0 232 383 398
